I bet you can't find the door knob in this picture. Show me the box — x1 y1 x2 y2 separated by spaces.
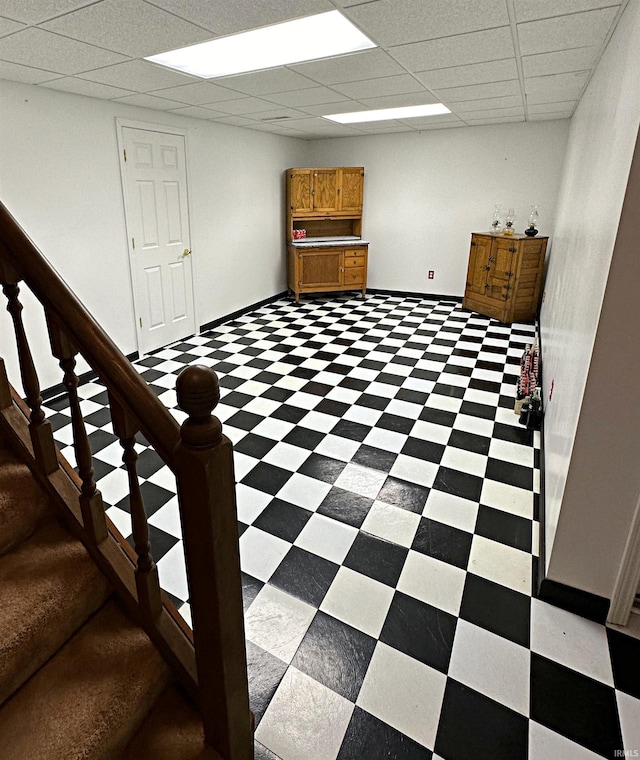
182 248 192 257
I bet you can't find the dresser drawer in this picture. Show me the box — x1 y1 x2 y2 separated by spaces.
344 255 363 268
344 266 365 285
344 248 366 259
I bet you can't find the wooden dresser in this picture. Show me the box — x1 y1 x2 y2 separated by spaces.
286 167 368 302
462 232 548 323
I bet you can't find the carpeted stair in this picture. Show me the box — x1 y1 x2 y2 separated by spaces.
0 433 215 759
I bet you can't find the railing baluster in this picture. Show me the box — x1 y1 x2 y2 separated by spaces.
174 366 252 760
110 394 162 620
1 275 58 474
47 316 107 543
0 357 11 409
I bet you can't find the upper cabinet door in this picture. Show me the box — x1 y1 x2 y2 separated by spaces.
288 169 313 214
339 168 364 213
313 169 339 212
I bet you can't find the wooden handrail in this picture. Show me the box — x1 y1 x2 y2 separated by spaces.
0 201 252 759
0 202 179 463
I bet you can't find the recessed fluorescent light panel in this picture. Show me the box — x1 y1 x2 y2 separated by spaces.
325 104 452 124
145 11 376 79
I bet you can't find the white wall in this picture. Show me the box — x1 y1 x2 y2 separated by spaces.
540 0 640 597
0 79 307 389
308 121 569 296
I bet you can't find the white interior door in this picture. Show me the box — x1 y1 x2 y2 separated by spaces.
120 126 195 355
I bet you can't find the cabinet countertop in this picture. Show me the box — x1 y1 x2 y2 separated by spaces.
290 238 369 248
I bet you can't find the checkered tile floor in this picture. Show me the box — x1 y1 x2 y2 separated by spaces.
42 294 640 759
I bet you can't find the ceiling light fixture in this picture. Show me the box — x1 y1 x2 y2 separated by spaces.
324 103 452 124
145 11 376 79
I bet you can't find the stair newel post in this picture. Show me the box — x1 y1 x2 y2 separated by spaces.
0 357 11 409
0 266 58 474
173 366 253 760
47 315 107 543
109 393 163 621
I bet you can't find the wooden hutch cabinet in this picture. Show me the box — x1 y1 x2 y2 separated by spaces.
462 232 548 323
286 167 367 302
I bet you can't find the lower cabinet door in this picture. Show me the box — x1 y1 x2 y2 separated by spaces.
299 250 343 288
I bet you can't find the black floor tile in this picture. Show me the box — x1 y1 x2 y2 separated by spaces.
530 653 623 758
380 591 457 672
475 505 532 553
433 466 484 503
448 429 491 456
411 517 473 569
292 612 376 702
253 499 312 543
352 445 398 473
459 573 531 648
331 419 372 442
299 452 347 484
234 433 279 459
337 707 432 760
607 628 640 699
246 640 288 726
401 437 445 464
318 487 374 528
435 680 528 760
343 532 408 587
377 477 430 514
485 458 533 491
282 426 325 451
269 546 339 607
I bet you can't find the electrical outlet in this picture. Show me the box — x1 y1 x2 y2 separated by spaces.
428 270 434 279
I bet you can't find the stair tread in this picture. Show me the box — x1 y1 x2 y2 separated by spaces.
0 447 51 556
0 599 170 759
0 519 111 707
123 685 222 760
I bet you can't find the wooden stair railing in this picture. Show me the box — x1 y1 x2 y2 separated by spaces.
0 201 253 760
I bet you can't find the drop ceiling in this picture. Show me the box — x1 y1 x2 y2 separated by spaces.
0 0 628 140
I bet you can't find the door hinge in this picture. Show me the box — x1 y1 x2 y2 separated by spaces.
139 317 142 328
123 149 127 162
132 238 135 249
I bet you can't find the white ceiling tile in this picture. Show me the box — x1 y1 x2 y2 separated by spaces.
514 0 621 23
346 0 509 46
332 74 426 99
0 27 128 74
449 94 523 112
526 88 587 105
0 17 24 36
211 97 276 115
0 60 60 84
167 105 227 119
214 115 257 127
465 115 525 124
282 117 364 135
398 113 466 127
145 0 334 35
525 71 589 95
0 1 96 25
357 92 441 110
299 101 364 116
528 111 573 120
391 27 514 71
214 69 317 96
353 124 417 134
517 7 619 56
40 76 134 99
437 79 521 103
77 60 199 91
149 81 243 105
112 93 190 110
263 87 351 107
41 0 214 58
528 100 577 113
451 105 524 119
417 58 518 90
290 49 405 85
522 46 601 77
245 107 307 121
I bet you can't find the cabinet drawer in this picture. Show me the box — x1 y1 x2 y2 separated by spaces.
344 255 364 268
345 248 366 258
344 267 365 285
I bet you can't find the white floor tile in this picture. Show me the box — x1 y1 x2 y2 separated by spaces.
423 490 479 533
480 478 535 520
299 411 339 434
252 417 296 440
314 434 361 462
334 463 387 499
294 513 358 564
320 566 394 638
235 484 272 525
397 550 466 616
468 535 532 595
440 446 488 478
425 394 463 413
362 427 407 453
448 619 530 715
231 453 260 481
488 437 534 468
528 721 605 760
256 668 353 760
531 599 614 685
156 541 189 601
342 404 383 426
148 496 181 536
361 501 421 548
239 527 291 582
616 691 640 754
410 420 452 445
452 413 495 437
276 473 332 510
357 642 446 751
263 442 311 471
389 454 439 488
244 586 316 664
97 467 131 506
